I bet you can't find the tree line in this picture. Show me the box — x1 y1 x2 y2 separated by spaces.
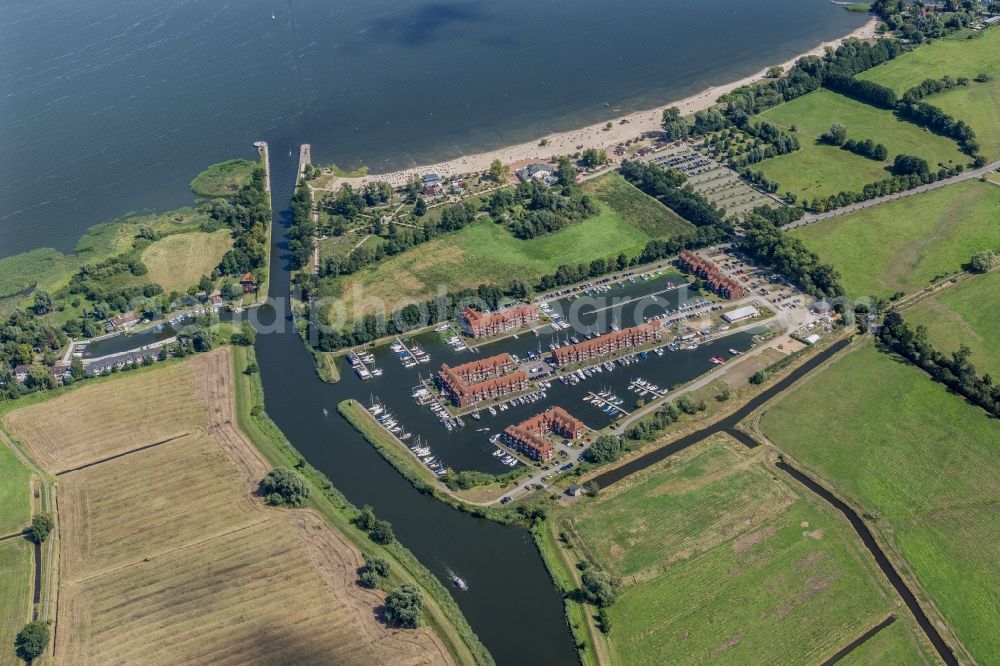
737 215 844 298
207 167 270 282
878 312 1000 417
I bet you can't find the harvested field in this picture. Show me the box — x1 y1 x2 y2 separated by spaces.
7 350 452 666
4 360 210 471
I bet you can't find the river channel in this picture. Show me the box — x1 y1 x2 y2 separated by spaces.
250 146 576 665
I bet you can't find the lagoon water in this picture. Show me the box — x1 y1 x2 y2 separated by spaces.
0 0 866 258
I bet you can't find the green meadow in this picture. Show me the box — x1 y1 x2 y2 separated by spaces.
188 159 257 198
859 29 1000 159
858 28 1000 94
760 342 1000 664
791 180 1000 298
905 270 1000 378
331 177 691 319
560 436 932 665
0 541 33 666
756 89 966 201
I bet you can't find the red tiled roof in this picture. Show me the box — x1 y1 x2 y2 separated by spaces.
553 321 661 365
678 251 747 299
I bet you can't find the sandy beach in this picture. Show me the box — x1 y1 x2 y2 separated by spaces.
321 17 879 192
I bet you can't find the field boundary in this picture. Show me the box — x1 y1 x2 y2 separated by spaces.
744 342 972 665
54 432 190 476
821 615 897 665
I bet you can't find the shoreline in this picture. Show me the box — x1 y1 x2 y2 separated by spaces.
321 17 879 191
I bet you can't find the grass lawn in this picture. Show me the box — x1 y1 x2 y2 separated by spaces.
0 541 32 666
756 89 967 201
188 159 257 198
791 180 1000 298
858 29 1000 159
905 270 1000 378
760 342 1000 664
838 618 937 666
0 443 32 537
563 435 932 665
141 229 233 293
582 172 694 238
858 28 1000 94
332 210 652 319
319 233 386 263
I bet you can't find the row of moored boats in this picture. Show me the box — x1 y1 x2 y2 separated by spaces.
368 400 447 477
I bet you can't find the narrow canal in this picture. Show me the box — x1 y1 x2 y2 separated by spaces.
250 145 578 665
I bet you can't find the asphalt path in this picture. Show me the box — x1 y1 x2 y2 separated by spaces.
785 159 1000 231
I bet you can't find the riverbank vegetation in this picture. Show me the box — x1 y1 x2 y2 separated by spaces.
759 342 1000 664
790 180 1000 299
233 350 493 665
543 434 933 665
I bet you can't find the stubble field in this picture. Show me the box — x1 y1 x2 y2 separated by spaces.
5 349 453 666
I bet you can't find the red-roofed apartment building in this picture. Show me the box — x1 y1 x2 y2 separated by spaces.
553 321 662 366
438 353 528 407
503 407 586 461
461 305 540 339
677 251 747 299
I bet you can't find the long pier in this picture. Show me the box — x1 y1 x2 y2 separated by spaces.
254 141 270 192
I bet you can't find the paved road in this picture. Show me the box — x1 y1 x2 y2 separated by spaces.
785 159 1000 231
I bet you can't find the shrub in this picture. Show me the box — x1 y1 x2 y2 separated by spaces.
15 621 50 660
369 519 396 545
582 435 626 465
579 569 617 607
384 584 424 628
259 467 309 506
29 513 54 544
969 250 996 274
358 554 391 588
